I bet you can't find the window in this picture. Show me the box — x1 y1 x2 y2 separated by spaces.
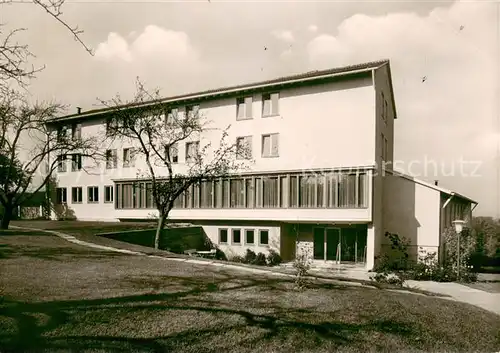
245 179 254 208
106 149 118 169
259 230 269 245
381 92 387 122
105 118 118 136
88 186 99 203
299 175 316 208
166 107 178 124
219 229 228 244
236 136 252 159
56 126 67 142
232 229 241 244
262 92 279 117
245 229 255 244
230 179 244 208
262 133 279 158
185 141 199 162
71 123 82 140
236 97 253 120
262 177 279 208
71 154 82 171
289 176 298 207
123 148 135 168
71 187 83 203
186 105 199 120
55 187 67 204
166 143 178 163
57 154 67 172
200 180 213 208
104 185 113 203
222 179 230 208
254 177 263 208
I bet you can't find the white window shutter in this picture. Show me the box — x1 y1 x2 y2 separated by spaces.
271 93 279 115
271 134 279 156
245 97 253 118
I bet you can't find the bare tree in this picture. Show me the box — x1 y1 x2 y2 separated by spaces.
0 0 92 93
0 90 102 228
101 80 250 249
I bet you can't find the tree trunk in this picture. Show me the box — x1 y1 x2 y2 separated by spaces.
1 205 13 229
154 212 167 249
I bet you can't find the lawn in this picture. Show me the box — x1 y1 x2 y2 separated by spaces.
1 229 500 352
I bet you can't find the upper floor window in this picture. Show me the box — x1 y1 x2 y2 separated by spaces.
381 92 387 123
55 187 67 204
185 141 200 162
88 186 99 203
71 123 82 140
57 154 67 172
236 97 253 120
236 136 252 159
166 107 178 124
104 185 114 203
71 187 83 203
186 105 199 120
105 118 118 136
56 126 68 142
261 133 279 158
262 92 279 117
71 154 82 172
106 149 118 169
165 143 179 164
123 147 136 168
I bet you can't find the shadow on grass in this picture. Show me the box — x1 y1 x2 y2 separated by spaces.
0 244 127 261
0 273 425 353
0 230 51 237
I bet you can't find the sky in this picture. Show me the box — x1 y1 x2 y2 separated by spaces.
2 0 499 217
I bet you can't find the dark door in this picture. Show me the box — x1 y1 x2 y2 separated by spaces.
326 228 340 261
313 228 325 260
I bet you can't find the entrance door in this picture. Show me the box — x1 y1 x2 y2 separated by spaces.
326 228 340 261
313 227 340 262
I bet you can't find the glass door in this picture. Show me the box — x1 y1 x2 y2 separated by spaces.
313 227 325 260
326 228 340 261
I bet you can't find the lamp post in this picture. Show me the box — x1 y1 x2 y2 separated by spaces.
452 220 466 281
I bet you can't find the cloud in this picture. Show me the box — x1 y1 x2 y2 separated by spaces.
306 0 497 215
271 29 295 43
95 25 200 66
308 24 318 33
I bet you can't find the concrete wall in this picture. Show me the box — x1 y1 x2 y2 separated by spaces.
383 174 441 260
52 73 378 222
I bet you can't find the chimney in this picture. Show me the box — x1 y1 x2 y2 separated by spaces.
76 107 82 114
434 180 439 186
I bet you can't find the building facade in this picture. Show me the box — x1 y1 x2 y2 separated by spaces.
47 59 477 270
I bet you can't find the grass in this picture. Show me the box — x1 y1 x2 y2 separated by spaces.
1 229 500 352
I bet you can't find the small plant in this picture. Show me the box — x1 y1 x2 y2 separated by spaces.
266 249 282 266
244 249 257 264
293 249 312 290
254 252 267 266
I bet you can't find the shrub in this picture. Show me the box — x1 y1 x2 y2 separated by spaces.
293 249 312 290
215 248 227 261
254 252 267 266
266 249 282 266
230 255 245 263
244 249 257 264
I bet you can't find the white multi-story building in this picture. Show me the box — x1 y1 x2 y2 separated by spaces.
47 59 477 270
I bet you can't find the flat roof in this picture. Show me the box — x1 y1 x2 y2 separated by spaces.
48 59 396 124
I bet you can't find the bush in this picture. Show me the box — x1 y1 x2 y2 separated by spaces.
254 252 267 266
293 248 312 290
244 249 257 264
230 255 245 263
215 248 227 261
266 249 282 266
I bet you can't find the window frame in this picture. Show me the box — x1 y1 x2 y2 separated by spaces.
261 133 279 158
262 92 280 117
105 149 118 169
71 153 82 172
236 135 252 160
71 187 83 204
259 229 269 246
55 187 67 204
236 96 253 120
245 229 255 245
219 228 229 244
185 141 200 162
104 185 114 203
57 154 67 173
232 228 242 245
87 186 99 203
